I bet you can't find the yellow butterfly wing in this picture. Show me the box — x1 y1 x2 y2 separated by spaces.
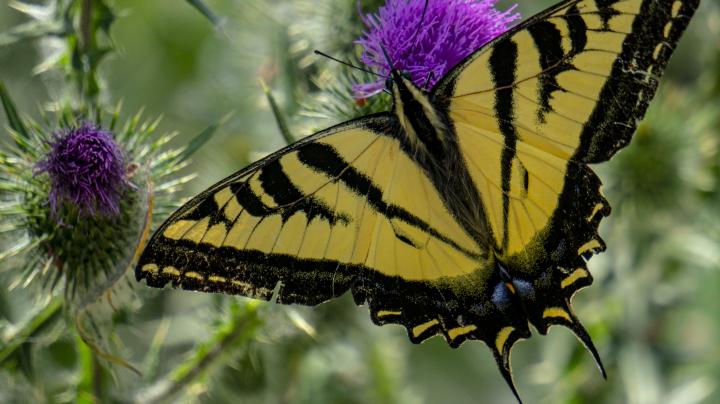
429 0 699 381
440 0 697 256
137 115 492 341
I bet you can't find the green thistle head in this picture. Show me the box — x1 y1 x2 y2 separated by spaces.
0 86 195 305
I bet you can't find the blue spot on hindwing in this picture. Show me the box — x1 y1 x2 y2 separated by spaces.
513 279 536 301
492 282 513 311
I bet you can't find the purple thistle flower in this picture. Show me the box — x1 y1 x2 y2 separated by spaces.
36 123 127 217
354 0 520 98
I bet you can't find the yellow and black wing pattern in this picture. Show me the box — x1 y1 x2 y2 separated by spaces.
430 0 699 384
137 114 496 344
137 0 699 400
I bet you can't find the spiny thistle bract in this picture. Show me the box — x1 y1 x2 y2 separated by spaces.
0 90 197 306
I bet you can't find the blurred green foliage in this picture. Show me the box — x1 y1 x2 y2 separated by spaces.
1 0 719 403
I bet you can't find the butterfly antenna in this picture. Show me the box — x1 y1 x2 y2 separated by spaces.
313 50 385 78
423 71 434 90
378 43 396 74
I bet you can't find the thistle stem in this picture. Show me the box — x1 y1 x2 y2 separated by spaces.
92 352 104 401
79 0 93 54
0 296 63 365
137 303 262 403
77 0 100 103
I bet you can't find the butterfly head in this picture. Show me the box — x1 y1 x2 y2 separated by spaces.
384 70 414 91
385 70 425 106
378 42 425 96
384 62 447 153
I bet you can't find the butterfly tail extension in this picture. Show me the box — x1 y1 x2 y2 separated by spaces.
362 265 543 403
540 300 607 379
490 325 528 404
491 161 609 373
566 309 607 380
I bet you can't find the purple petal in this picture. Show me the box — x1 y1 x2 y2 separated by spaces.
36 123 128 218
354 0 520 97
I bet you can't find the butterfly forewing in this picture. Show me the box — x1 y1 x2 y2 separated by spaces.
137 115 486 318
435 0 698 264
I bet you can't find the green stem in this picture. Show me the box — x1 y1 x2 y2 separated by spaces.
76 0 99 104
0 296 63 364
92 352 104 402
137 302 262 403
79 0 93 54
260 80 295 145
0 80 30 142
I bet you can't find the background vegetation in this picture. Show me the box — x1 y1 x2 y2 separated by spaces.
0 0 718 403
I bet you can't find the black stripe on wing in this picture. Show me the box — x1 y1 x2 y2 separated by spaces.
258 160 350 224
489 39 518 252
595 0 621 30
562 4 588 54
297 142 480 258
527 20 574 123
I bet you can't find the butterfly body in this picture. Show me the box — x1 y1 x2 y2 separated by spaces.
137 0 700 401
